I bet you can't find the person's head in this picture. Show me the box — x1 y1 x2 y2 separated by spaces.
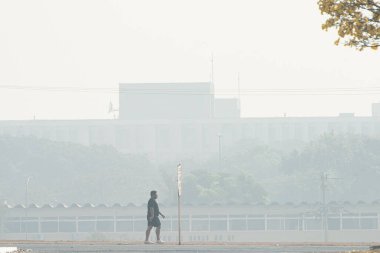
150 190 158 199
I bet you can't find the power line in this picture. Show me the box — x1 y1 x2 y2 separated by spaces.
1 84 380 96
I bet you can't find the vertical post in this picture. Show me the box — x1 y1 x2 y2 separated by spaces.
209 53 215 118
227 214 230 232
218 134 222 170
208 215 211 232
75 216 78 233
25 177 31 240
170 215 173 232
264 214 268 231
132 216 135 233
178 190 181 245
38 217 41 238
210 53 214 84
58 216 60 233
321 173 328 243
237 72 241 114
25 182 28 240
177 163 183 245
113 215 116 233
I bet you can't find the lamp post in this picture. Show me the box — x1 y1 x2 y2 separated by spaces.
177 163 183 245
320 173 342 243
25 176 32 240
218 134 222 170
321 173 328 243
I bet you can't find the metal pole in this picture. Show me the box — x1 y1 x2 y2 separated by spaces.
178 190 181 245
177 163 182 245
25 177 31 240
218 134 222 170
321 173 327 243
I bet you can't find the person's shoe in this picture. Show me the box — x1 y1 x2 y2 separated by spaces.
144 240 154 244
156 239 165 244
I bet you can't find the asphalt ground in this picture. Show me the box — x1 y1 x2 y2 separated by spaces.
0 241 375 253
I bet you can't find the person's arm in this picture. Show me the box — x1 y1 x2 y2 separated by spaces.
159 211 165 219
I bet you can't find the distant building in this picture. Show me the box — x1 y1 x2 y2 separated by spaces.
119 82 214 120
0 83 380 162
1 114 380 162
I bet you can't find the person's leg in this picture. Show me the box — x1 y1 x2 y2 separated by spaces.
145 226 153 241
155 226 161 241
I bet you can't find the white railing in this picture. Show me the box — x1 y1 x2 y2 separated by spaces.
1 213 378 234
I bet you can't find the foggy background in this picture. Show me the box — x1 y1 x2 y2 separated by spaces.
0 0 379 207
1 0 380 120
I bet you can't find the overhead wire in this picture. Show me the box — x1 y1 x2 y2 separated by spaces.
1 84 380 96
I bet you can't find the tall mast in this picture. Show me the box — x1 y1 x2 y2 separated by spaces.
210 52 214 89
209 53 215 118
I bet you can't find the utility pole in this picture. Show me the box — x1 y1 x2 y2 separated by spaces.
25 176 32 240
218 134 222 170
177 164 183 245
320 172 342 243
210 53 214 85
237 72 241 113
321 173 328 243
209 53 215 119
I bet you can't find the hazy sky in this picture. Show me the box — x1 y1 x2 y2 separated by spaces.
0 0 379 120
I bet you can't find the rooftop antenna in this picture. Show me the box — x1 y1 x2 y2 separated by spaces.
210 53 214 85
209 53 215 118
237 72 241 112
108 100 119 119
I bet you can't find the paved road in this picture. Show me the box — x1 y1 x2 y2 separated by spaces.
0 242 372 253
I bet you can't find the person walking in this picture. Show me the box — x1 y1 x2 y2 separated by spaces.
145 190 165 244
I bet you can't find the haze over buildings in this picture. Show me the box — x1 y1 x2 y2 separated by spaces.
1 0 380 245
1 83 380 162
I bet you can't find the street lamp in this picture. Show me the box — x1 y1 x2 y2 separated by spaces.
218 134 222 170
320 173 328 243
320 173 342 243
25 176 32 240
